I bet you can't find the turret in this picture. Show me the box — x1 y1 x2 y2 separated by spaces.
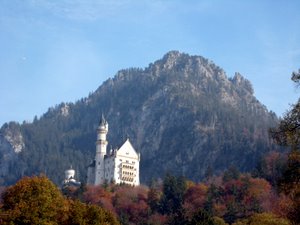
97 114 108 143
94 114 108 185
65 167 75 181
63 166 81 187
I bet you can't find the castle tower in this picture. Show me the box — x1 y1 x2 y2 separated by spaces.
94 114 108 185
62 165 81 187
65 166 75 181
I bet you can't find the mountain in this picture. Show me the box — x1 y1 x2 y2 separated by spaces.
0 51 279 185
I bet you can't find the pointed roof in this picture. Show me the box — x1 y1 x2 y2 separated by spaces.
99 113 107 126
116 139 139 159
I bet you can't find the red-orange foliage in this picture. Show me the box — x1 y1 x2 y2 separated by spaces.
113 185 150 224
271 194 293 219
83 185 115 213
147 213 168 225
0 186 6 205
207 175 273 222
183 183 208 219
68 171 293 224
247 177 272 210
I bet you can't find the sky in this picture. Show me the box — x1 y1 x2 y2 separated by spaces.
0 0 300 126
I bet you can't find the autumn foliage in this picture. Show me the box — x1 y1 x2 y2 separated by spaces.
0 175 119 225
70 168 291 225
0 164 296 225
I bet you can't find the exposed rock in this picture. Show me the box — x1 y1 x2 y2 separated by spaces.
0 51 279 185
2 122 24 153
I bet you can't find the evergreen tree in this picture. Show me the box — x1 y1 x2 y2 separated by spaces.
160 174 187 215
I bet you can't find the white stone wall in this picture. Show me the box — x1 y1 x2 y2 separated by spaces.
115 139 140 186
94 123 108 185
102 139 140 186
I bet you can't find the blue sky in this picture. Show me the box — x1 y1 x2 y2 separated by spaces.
0 0 300 126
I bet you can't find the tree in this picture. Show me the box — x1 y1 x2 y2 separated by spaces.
270 69 300 149
160 174 187 215
112 185 150 225
148 181 162 213
223 166 240 182
0 176 120 225
66 199 119 225
277 150 300 192
188 209 216 225
269 69 300 225
183 183 208 219
159 174 188 225
277 150 300 225
213 216 228 225
252 151 287 188
233 213 290 225
291 69 300 86
83 185 114 213
1 175 67 225
270 101 300 148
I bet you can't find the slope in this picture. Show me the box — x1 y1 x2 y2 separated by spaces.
0 51 279 185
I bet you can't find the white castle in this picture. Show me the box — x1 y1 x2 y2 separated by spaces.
87 115 140 186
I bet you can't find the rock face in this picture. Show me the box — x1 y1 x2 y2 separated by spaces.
0 51 279 185
0 122 22 184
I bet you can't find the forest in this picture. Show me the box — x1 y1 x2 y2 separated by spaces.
0 150 298 225
58 143 300 225
0 71 299 225
0 52 279 186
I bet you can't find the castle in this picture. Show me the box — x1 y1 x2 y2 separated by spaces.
86 115 140 186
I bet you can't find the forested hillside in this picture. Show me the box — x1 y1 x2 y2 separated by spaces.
0 51 279 185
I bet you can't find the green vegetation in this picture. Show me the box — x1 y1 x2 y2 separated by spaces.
0 52 279 185
59 69 300 225
0 57 299 224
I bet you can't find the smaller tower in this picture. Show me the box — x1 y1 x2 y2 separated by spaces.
63 166 81 187
94 114 108 185
65 166 75 181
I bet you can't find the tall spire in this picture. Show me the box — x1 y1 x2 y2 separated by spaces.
99 113 107 126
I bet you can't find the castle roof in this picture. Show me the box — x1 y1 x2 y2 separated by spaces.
99 113 107 126
116 139 139 159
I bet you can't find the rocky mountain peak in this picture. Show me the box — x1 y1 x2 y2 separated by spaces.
231 72 254 95
148 51 222 82
0 51 279 185
162 50 183 63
